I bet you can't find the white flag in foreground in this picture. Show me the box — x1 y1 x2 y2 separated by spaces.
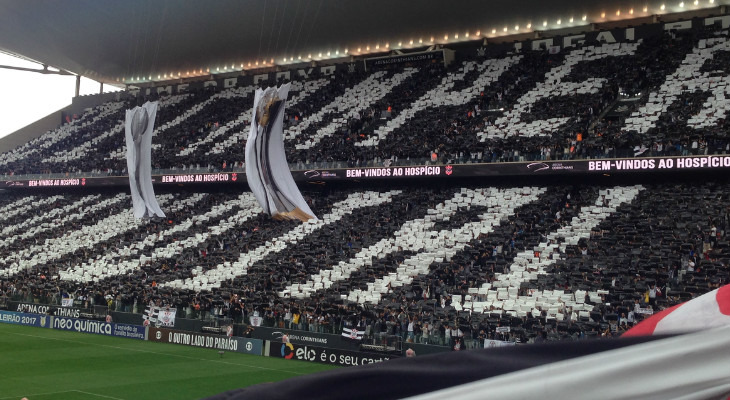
409 326 730 400
125 101 165 219
245 84 316 222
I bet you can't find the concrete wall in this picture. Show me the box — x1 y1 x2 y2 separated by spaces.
0 107 66 154
0 90 124 154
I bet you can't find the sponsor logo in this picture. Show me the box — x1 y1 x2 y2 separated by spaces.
51 316 144 340
271 343 396 366
15 303 80 318
0 311 44 327
526 162 550 172
304 170 337 179
53 317 112 335
271 331 328 345
149 327 261 354
445 165 453 176
282 342 295 359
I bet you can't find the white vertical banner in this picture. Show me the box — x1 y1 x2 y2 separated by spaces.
245 84 317 222
125 101 165 219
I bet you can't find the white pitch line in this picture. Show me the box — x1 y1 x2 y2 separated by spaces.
4 330 311 376
0 390 125 400
73 389 126 400
0 390 75 400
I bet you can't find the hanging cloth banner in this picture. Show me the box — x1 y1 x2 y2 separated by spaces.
125 101 165 219
245 84 317 222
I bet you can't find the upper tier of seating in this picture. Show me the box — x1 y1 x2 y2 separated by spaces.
1 181 728 342
1 25 729 177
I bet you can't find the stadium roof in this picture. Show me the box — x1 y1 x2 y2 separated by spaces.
0 0 727 86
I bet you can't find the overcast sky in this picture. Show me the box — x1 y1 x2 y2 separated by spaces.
0 53 120 139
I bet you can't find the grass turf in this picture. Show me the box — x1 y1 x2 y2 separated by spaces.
0 323 338 400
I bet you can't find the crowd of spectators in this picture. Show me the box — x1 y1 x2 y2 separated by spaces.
1 22 729 350
1 182 728 347
1 25 729 178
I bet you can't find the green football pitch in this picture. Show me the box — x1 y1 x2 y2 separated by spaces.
0 323 338 400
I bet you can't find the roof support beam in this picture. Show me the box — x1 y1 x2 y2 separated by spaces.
0 63 73 75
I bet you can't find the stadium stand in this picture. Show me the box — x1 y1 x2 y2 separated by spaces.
1 181 728 346
1 18 730 353
0 24 729 178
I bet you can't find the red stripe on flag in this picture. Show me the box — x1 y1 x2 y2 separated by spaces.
622 303 683 337
717 285 730 316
